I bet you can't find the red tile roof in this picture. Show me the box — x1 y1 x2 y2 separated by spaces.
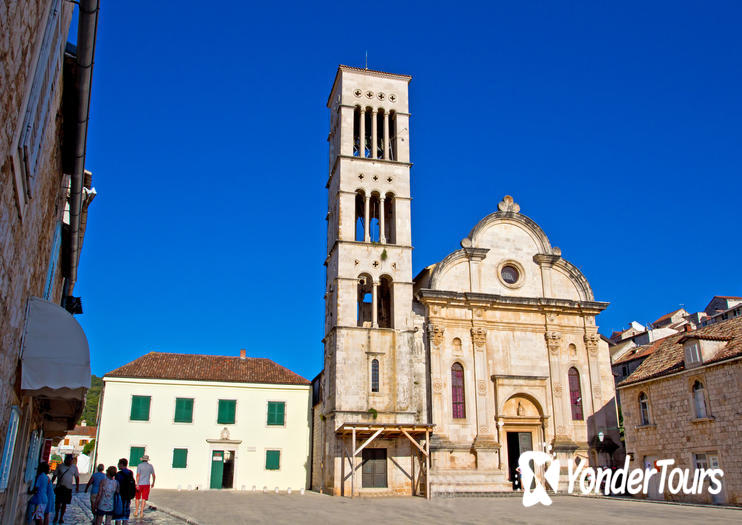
613 341 662 365
618 316 742 387
653 308 683 325
105 352 309 386
68 425 97 437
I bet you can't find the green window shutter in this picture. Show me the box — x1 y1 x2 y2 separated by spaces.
172 448 188 468
267 402 285 426
129 446 145 468
217 400 236 424
130 396 151 421
174 398 193 423
265 450 280 470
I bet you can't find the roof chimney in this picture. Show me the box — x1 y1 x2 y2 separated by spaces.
239 349 246 360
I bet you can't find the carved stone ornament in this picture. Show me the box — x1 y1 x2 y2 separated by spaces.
592 386 601 401
471 327 487 349
432 378 444 394
479 425 489 434
584 333 600 354
546 312 557 323
553 384 563 397
545 331 561 353
497 195 520 214
220 427 230 440
477 380 487 395
556 425 567 436
428 324 445 347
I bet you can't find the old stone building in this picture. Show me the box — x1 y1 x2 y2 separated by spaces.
0 1 99 522
312 66 620 497
618 316 742 505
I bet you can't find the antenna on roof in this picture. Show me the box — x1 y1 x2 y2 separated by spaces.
365 50 368 70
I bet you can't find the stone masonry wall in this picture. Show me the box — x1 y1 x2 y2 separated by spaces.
621 359 742 505
0 0 73 518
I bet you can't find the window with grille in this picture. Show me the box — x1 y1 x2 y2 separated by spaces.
174 398 194 423
267 402 285 426
568 368 583 420
130 396 151 421
17 0 65 201
451 363 466 419
217 400 236 424
371 359 379 392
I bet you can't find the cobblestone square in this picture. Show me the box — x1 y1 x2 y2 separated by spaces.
148 490 742 525
58 491 187 525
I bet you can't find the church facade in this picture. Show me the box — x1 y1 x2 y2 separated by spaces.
312 65 620 497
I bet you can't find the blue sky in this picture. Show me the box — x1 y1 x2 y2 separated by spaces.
77 1 742 379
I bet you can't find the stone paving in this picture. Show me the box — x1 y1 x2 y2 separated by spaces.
56 491 187 525
148 489 742 525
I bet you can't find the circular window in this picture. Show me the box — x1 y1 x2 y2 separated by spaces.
501 265 519 284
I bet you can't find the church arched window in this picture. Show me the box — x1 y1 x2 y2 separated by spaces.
568 367 583 420
371 359 379 392
451 363 466 419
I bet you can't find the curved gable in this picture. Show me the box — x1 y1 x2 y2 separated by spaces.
425 196 595 302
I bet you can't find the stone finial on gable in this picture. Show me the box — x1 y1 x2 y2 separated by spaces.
497 195 520 213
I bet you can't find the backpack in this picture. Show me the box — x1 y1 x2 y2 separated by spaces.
119 470 136 500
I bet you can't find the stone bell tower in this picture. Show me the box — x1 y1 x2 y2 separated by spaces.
317 65 428 495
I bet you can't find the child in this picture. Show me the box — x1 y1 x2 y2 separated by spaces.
29 462 50 525
94 467 119 525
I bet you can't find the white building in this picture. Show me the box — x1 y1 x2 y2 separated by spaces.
95 351 311 491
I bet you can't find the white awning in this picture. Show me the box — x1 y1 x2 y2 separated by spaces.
21 296 90 397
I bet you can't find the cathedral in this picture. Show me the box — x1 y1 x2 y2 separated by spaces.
311 65 620 497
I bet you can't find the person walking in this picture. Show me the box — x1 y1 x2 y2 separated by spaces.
94 466 119 525
134 455 155 519
44 471 55 525
85 464 106 514
29 462 50 525
114 459 136 524
51 454 79 524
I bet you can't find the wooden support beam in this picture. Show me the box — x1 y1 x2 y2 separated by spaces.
425 429 431 500
351 427 356 499
401 429 427 456
354 428 383 456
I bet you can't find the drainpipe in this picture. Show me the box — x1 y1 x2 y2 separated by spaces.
64 0 99 299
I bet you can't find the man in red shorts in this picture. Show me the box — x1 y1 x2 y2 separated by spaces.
134 454 156 519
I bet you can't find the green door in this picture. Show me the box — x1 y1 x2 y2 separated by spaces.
210 450 224 489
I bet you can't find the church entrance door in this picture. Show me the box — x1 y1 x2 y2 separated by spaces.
506 431 533 483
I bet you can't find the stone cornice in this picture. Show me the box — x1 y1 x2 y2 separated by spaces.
328 155 413 187
462 247 489 261
417 288 608 314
